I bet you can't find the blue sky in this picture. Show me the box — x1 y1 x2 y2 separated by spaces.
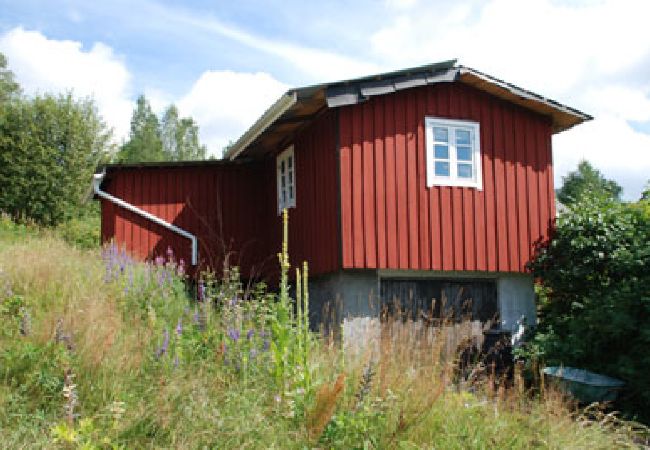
1 0 649 199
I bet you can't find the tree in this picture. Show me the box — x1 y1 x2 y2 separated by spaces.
117 95 165 163
0 52 20 103
527 194 650 420
641 181 650 201
117 97 207 163
161 105 206 161
0 93 110 226
556 160 622 205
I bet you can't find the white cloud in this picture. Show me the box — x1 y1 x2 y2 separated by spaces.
554 115 650 198
177 70 290 156
370 0 650 198
140 0 381 83
0 27 133 140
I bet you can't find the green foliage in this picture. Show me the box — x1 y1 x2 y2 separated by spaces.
271 209 313 396
0 52 20 103
0 223 645 448
117 95 165 163
0 93 110 226
527 194 650 420
556 160 622 206
117 96 206 163
161 104 207 161
55 203 101 249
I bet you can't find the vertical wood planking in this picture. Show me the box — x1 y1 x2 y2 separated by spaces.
514 109 530 271
395 91 409 269
503 106 519 271
352 106 364 267
406 90 420 268
339 108 353 268
337 82 556 274
384 95 398 268
362 101 377 268
428 87 443 270
374 96 387 268
416 90 430 269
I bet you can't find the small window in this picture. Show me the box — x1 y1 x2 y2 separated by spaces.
425 117 482 189
277 145 296 213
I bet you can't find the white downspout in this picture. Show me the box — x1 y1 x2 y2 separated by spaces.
93 172 198 266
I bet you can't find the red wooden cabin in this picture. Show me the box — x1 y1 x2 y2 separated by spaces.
96 60 590 332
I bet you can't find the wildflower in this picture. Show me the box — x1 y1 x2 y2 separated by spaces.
154 256 164 267
166 246 174 260
175 319 183 336
246 329 255 340
227 328 240 342
177 259 185 277
229 296 239 307
262 339 270 352
156 328 170 358
249 348 258 359
192 307 200 325
19 307 30 336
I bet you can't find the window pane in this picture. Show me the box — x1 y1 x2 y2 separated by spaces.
457 146 472 161
288 156 293 169
435 161 450 176
281 160 285 173
434 127 448 142
456 129 471 146
458 163 473 178
434 144 449 159
281 174 286 188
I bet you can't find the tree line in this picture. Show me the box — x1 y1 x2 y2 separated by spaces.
0 52 208 228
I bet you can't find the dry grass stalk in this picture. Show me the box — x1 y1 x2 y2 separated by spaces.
306 373 346 441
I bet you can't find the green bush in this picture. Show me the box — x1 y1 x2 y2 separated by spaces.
55 203 101 249
527 194 650 420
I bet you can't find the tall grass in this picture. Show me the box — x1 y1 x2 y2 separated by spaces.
0 218 646 448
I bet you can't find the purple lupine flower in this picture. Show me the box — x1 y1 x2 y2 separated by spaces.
198 282 205 302
246 329 255 340
262 339 270 352
154 256 164 267
175 319 183 336
192 307 200 325
227 328 240 342
259 329 268 338
229 296 239 307
166 246 174 260
177 259 185 277
156 328 170 358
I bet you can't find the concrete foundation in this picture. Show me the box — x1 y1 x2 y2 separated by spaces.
308 269 536 338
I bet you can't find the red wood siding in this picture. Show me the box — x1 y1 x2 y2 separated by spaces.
100 163 269 277
258 110 340 279
100 110 340 281
339 83 555 273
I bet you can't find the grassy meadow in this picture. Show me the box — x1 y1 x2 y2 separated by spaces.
0 216 646 449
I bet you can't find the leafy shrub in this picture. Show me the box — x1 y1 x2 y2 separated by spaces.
55 204 101 249
527 194 650 420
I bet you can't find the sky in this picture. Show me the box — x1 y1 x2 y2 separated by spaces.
0 0 649 199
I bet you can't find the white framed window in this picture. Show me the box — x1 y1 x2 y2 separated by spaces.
276 145 296 213
425 117 482 189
